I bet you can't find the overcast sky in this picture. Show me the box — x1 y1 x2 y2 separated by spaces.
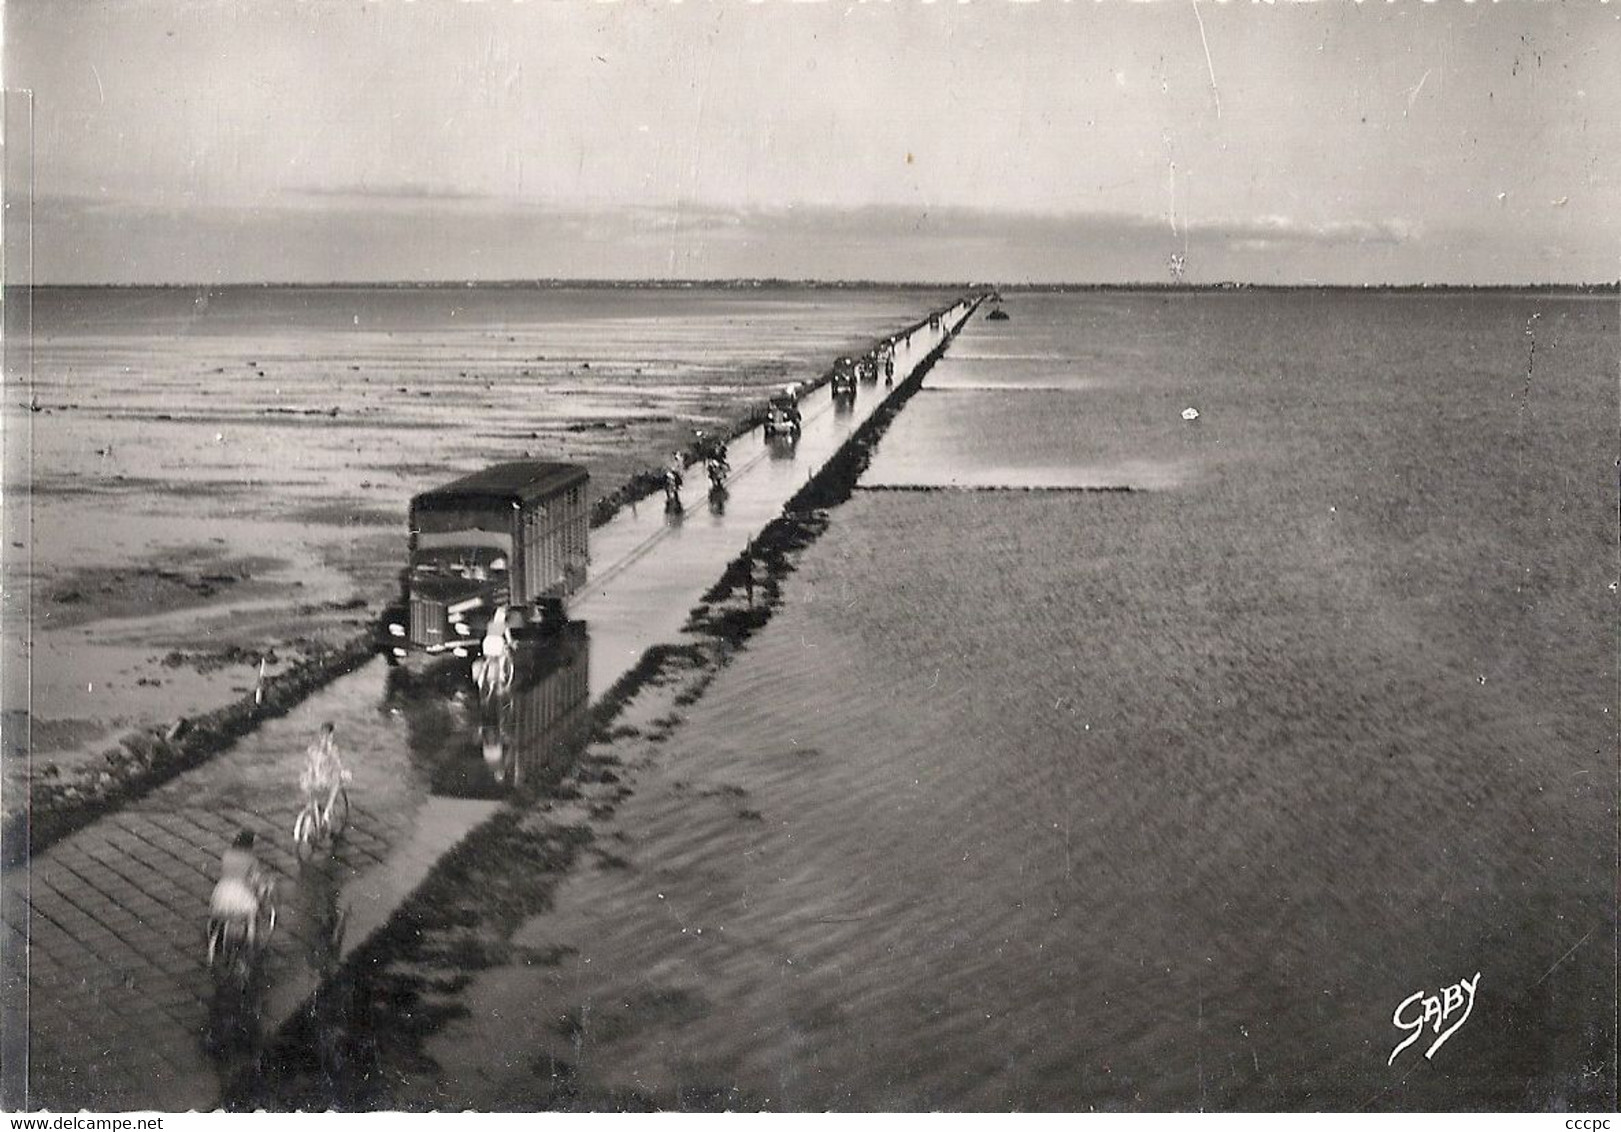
7 0 1618 285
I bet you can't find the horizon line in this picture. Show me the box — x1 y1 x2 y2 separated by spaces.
17 278 1621 292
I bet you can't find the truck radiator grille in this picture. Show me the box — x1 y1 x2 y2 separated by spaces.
410 599 446 647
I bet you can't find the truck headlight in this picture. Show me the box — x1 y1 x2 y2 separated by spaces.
388 623 405 637
454 622 471 636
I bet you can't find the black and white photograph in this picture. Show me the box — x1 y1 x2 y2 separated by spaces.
1 0 1616 1114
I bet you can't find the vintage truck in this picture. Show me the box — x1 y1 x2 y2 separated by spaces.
380 461 589 662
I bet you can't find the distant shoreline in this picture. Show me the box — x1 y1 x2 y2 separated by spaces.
14 279 1621 294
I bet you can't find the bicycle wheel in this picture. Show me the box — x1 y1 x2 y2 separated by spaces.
293 806 317 862
328 788 350 839
257 898 277 942
210 924 248 987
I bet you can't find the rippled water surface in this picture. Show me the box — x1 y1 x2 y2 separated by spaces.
279 292 1619 1111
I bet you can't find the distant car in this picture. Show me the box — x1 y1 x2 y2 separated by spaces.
831 357 858 398
763 392 802 439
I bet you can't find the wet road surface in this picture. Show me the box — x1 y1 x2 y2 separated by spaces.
5 298 977 1111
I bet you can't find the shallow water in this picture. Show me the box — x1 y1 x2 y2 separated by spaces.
17 285 953 764
863 389 1198 489
388 291 1614 1110
24 284 954 533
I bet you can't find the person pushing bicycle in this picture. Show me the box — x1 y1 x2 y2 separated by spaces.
300 721 351 822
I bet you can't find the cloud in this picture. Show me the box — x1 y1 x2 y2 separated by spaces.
649 204 1420 250
35 193 1576 286
281 183 508 207
37 188 1423 248
1199 214 1421 246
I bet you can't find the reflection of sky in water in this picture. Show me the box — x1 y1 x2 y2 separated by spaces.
863 389 1199 490
924 358 1112 392
862 296 1218 489
866 462 1189 491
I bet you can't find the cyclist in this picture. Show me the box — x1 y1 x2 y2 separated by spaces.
209 829 270 947
300 721 350 823
663 452 685 506
477 605 515 693
706 451 729 490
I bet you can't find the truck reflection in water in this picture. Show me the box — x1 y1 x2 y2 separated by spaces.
384 621 591 801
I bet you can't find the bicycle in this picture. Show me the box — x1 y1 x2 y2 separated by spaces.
293 775 352 862
706 456 729 494
206 878 278 987
472 646 514 701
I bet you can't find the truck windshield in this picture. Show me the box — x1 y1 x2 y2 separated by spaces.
411 548 509 582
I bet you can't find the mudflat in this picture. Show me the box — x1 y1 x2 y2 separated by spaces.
10 284 953 786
